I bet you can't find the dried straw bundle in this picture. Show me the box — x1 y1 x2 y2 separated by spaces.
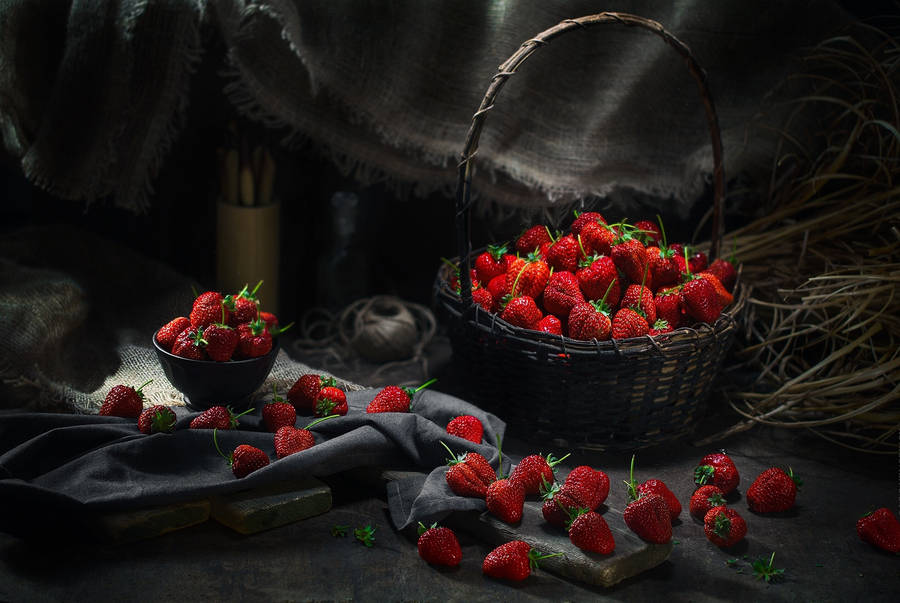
701 24 900 453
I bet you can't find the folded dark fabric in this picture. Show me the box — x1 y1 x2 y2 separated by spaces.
0 388 505 538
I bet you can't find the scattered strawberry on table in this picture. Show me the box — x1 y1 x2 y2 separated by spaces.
440 441 496 498
189 405 254 430
622 455 672 544
703 506 748 548
689 484 727 520
212 428 269 478
417 522 462 567
746 467 801 513
99 379 153 418
444 212 737 341
567 508 615 555
137 405 177 434
482 540 562 582
446 414 484 444
509 452 571 496
694 451 740 495
366 378 437 413
261 386 297 432
856 507 900 553
273 414 338 459
288 374 338 413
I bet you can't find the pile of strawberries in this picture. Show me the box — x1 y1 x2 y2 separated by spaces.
449 213 737 340
155 282 286 362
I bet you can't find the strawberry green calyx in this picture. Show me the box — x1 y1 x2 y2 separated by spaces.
651 319 670 331
786 466 803 489
590 280 618 317
403 378 437 412
528 548 564 571
190 327 209 348
707 491 726 508
487 243 508 261
545 452 571 469
331 525 349 537
540 476 561 500
354 524 376 547
269 321 294 337
149 407 176 433
655 214 671 252
578 251 600 270
564 506 592 530
713 512 732 539
694 464 715 486
417 521 438 537
439 440 465 466
752 552 785 583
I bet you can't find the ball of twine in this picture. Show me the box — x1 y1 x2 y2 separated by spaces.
340 296 431 363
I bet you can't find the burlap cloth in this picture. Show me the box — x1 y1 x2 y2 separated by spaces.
1 0 851 214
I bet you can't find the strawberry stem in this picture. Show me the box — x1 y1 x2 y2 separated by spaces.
414 378 438 393
303 414 340 430
624 454 640 502
135 379 153 394
495 433 505 480
212 428 231 465
528 549 565 570
656 214 669 249
439 440 462 465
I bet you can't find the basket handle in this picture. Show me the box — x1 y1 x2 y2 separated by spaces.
455 12 725 309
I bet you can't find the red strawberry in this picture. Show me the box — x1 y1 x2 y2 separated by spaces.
856 507 900 553
610 237 648 285
696 272 734 308
515 225 553 255
536 314 563 335
568 300 612 341
576 254 621 306
171 325 207 360
189 405 253 430
611 307 649 340
417 522 462 567
137 404 176 434
262 388 297 432
211 428 269 478
637 479 682 521
564 465 610 510
689 250 708 273
486 478 526 523
273 415 336 458
287 374 337 413
570 210 606 235
704 506 747 548
633 220 662 245
509 453 570 496
568 509 615 554
624 493 672 544
541 485 584 528
273 425 314 458
578 220 617 257
446 262 480 293
649 319 672 336
622 455 672 544
482 541 559 581
99 380 151 418
315 386 348 417
746 467 801 513
706 257 737 292
366 378 435 414
441 444 497 498
471 288 494 312
546 234 581 273
487 273 510 303
446 415 483 443
190 291 228 329
474 243 511 284
689 485 727 519
654 288 684 330
694 452 740 494
646 246 680 288
542 271 584 319
225 281 262 327
506 252 550 299
500 295 542 330
156 317 191 351
682 276 722 324
259 311 279 331
620 283 657 325
236 318 273 358
203 305 239 362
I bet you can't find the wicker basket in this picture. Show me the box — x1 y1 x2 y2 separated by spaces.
434 13 745 451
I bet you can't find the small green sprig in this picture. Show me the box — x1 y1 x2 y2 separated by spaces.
752 552 785 583
330 524 349 537
354 524 377 547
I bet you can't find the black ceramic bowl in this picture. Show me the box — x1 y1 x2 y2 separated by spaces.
152 331 279 411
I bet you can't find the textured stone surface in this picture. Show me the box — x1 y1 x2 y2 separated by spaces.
96 499 211 543
210 478 332 535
